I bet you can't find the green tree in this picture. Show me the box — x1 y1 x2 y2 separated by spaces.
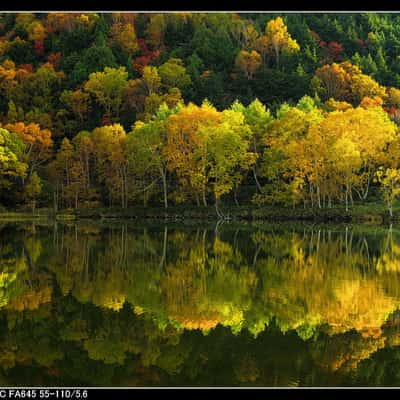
127 103 181 208
201 109 256 215
158 58 192 91
84 67 129 121
0 128 27 194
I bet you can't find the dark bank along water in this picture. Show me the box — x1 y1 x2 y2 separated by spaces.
1 221 400 386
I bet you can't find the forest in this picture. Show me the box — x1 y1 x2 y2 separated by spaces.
2 13 400 215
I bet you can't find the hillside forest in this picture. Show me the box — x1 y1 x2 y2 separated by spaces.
2 13 400 214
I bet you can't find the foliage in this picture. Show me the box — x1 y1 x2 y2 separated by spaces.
0 13 398 213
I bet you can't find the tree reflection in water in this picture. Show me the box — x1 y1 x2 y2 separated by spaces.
1 221 400 386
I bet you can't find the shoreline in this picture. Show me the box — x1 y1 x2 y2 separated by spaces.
0 204 396 224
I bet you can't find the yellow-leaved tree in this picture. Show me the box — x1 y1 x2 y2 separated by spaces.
375 167 400 217
264 16 300 68
163 101 221 206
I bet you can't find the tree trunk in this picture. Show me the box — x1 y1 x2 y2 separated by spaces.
124 168 128 208
61 184 65 209
317 185 321 208
159 226 168 270
161 168 168 209
253 167 263 193
215 202 222 219
85 154 90 187
215 197 223 219
121 172 125 208
274 44 280 69
310 184 314 208
53 190 58 213
362 170 372 200
202 188 207 206
234 186 239 206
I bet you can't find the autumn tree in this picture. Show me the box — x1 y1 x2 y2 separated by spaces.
350 73 386 104
142 66 161 95
288 106 396 209
312 61 386 105
332 136 362 211
9 63 65 114
4 122 53 179
110 21 139 55
231 99 273 195
51 137 76 209
375 167 400 217
163 101 221 205
158 58 191 90
145 14 167 49
254 36 270 65
312 62 353 101
27 21 47 43
199 109 256 215
235 50 261 80
91 124 129 208
84 67 128 121
24 171 42 212
60 89 91 123
141 88 183 122
264 16 300 68
0 60 31 112
72 131 94 190
127 103 181 208
0 128 27 195
255 96 323 207
385 87 400 108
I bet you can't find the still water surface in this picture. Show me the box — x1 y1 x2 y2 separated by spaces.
1 220 400 386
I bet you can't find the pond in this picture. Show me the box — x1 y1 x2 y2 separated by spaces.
1 220 400 386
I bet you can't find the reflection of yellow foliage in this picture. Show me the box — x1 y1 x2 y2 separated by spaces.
133 305 144 315
326 281 397 337
314 334 385 372
213 237 234 260
86 267 126 311
0 254 28 308
98 292 126 311
7 286 52 311
384 326 400 347
24 237 42 264
161 234 256 333
14 222 400 377
220 305 244 327
258 231 400 340
178 314 221 330
376 242 400 273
